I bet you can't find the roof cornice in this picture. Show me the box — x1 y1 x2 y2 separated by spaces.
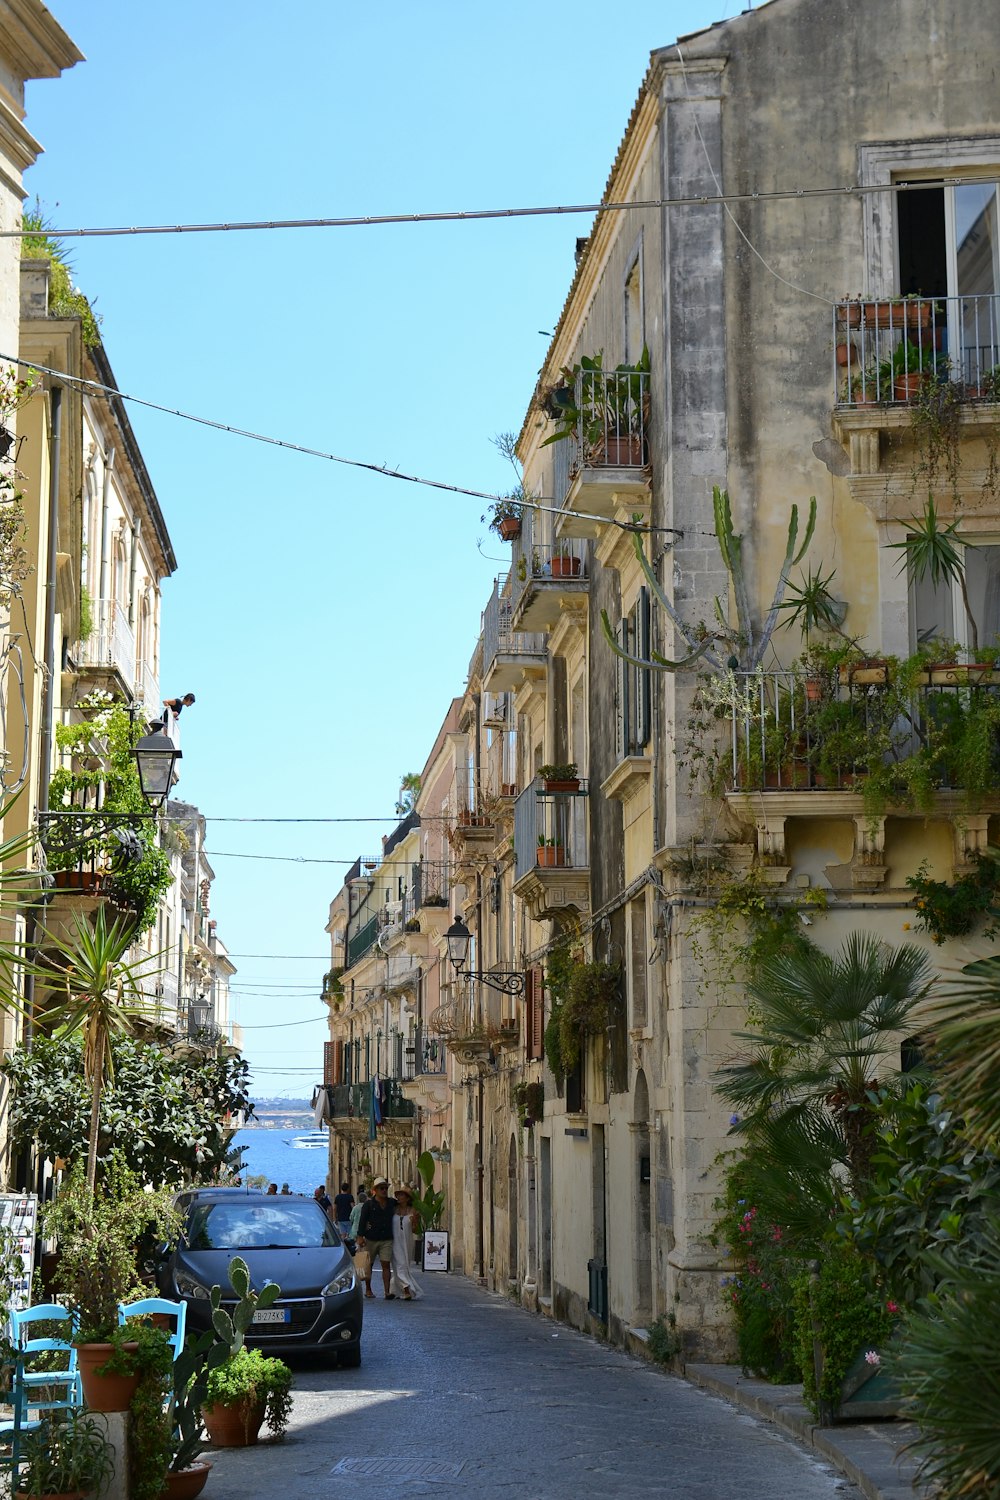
0 0 84 80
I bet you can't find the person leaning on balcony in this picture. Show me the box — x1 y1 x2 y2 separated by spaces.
355 1178 397 1299
163 692 196 718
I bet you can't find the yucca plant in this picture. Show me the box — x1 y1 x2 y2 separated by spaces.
0 905 161 1187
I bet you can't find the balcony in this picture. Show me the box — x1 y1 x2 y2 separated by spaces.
70 599 136 696
412 1023 446 1077
832 294 1000 479
450 761 495 852
512 777 590 919
328 1079 416 1122
346 912 380 967
720 664 1000 883
482 577 547 691
552 367 651 539
428 981 518 1064
509 522 589 634
136 659 159 717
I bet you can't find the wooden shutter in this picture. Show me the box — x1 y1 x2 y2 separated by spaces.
526 968 544 1061
324 1041 336 1086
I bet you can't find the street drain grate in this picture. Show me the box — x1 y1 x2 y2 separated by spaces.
331 1457 466 1479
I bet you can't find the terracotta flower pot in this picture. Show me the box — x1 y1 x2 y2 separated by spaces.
602 434 645 466
536 846 566 868
202 1398 266 1447
77 1340 140 1412
497 517 521 541
550 556 582 579
160 1460 213 1499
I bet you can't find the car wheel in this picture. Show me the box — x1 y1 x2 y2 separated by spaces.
339 1345 362 1368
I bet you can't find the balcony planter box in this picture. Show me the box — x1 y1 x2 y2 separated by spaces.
550 556 582 579
542 777 580 793
838 659 890 686
537 845 566 868
52 869 104 894
922 663 1000 685
497 516 522 541
839 300 931 330
500 782 519 797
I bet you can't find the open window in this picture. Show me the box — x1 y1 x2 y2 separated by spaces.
911 537 1000 652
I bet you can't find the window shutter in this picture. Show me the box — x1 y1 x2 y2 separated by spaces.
616 617 629 762
526 968 544 1061
636 587 651 749
324 1041 336 1086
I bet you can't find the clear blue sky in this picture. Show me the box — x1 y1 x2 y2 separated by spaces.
23 0 729 1097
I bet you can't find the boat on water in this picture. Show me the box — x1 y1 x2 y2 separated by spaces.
287 1131 329 1149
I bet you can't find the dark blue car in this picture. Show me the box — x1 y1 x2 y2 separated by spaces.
158 1187 363 1366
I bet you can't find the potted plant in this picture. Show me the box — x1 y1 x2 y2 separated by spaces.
202 1347 292 1448
889 338 942 401
541 348 649 466
550 545 582 579
17 1412 116 1500
538 762 579 792
41 1155 181 1412
483 495 524 542
537 835 566 868
512 1080 545 1128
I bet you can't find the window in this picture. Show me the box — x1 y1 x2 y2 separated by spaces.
629 898 648 1030
911 538 1000 651
615 588 651 758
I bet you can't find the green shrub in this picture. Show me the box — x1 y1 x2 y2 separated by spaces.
204 1346 292 1440
791 1245 894 1419
647 1312 681 1365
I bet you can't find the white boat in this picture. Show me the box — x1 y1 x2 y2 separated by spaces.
288 1131 329 1149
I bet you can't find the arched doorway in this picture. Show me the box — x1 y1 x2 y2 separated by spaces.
633 1069 652 1323
507 1135 518 1284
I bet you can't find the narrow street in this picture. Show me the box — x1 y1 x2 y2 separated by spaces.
202 1277 862 1500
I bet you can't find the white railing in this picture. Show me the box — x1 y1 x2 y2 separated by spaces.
835 294 1000 405
73 599 136 693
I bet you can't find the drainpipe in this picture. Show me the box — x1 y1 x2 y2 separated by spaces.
128 514 140 628
98 447 114 647
36 386 63 818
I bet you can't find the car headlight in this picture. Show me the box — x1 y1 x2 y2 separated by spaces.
175 1271 211 1300
322 1267 357 1296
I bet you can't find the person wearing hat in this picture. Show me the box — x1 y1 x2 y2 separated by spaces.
389 1185 422 1301
355 1177 398 1298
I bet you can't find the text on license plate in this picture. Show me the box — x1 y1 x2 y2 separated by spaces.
252 1308 290 1324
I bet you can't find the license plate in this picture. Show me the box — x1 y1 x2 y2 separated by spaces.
252 1308 290 1324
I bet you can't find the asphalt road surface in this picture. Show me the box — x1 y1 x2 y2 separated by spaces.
202 1274 862 1500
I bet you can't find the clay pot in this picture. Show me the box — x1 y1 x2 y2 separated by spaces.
77 1341 140 1412
160 1461 213 1499
602 434 645 466
536 846 566 868
497 517 521 541
202 1398 266 1447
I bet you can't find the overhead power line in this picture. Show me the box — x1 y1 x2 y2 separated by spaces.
0 176 989 241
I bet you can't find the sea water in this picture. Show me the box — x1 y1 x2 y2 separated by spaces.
229 1127 329 1195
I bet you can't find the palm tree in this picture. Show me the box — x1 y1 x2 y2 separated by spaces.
3 906 159 1188
717 933 934 1231
925 952 1000 1150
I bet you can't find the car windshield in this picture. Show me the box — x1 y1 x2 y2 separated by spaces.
184 1200 340 1250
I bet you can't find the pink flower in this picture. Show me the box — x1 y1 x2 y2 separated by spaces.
886 1300 899 1314
864 1350 881 1367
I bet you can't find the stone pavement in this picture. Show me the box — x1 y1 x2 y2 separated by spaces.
200 1275 868 1500
684 1364 931 1500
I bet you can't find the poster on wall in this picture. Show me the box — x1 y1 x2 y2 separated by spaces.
0 1193 38 1309
422 1229 449 1272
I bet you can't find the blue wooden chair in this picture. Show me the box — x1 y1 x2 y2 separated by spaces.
0 1303 83 1487
117 1296 187 1361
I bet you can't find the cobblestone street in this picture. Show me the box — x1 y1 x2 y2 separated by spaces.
202 1277 862 1500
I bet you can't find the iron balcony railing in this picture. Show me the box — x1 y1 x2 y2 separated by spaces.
513 777 590 880
413 1023 446 1076
483 576 547 673
411 858 452 910
509 512 589 621
328 1078 416 1121
347 913 379 966
564 366 650 474
835 293 1000 406
723 665 1000 793
71 599 136 694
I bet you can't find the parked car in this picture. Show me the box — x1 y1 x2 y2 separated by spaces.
157 1187 363 1365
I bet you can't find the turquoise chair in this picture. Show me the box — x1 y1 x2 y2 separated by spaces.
117 1296 187 1361
0 1303 82 1486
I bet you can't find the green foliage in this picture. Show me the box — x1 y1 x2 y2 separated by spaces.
889 495 979 650
713 1157 802 1382
844 1085 1000 1311
18 1411 116 1496
541 348 649 451
122 1324 174 1500
791 1245 894 1419
542 944 620 1081
537 763 577 781
907 851 1000 944
894 1217 1000 1499
511 1081 544 1127
203 1346 293 1440
718 933 932 1195
775 564 847 640
41 1154 181 1339
22 201 103 346
646 1312 681 1365
48 698 174 934
78 582 95 641
2 1032 253 1187
412 1150 445 1230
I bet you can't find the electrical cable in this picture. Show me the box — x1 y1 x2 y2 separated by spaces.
0 176 992 242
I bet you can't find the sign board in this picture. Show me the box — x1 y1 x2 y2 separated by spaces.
422 1228 449 1272
0 1193 38 1310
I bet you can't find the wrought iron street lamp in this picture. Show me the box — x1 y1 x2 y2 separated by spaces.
445 915 525 995
131 726 182 811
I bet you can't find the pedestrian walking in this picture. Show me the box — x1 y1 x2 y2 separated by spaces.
389 1185 423 1301
355 1177 397 1299
348 1188 367 1241
333 1181 355 1237
314 1184 334 1216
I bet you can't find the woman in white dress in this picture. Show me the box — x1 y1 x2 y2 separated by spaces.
389 1185 423 1300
